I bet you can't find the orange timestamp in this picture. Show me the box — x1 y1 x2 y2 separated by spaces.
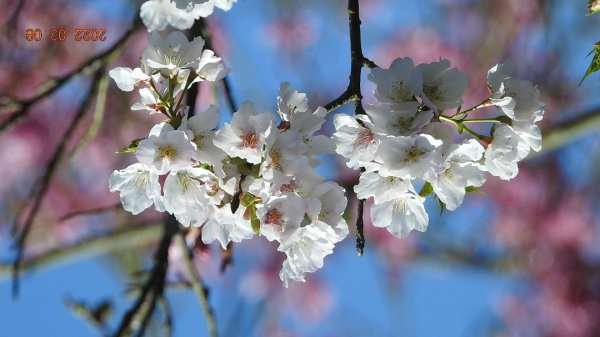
25 28 107 42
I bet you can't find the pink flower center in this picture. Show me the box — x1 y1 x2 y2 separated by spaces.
354 128 374 146
265 209 283 226
241 131 259 148
280 179 299 192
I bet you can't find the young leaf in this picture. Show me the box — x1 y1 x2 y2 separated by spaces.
588 0 600 15
579 42 600 85
465 186 484 194
250 207 261 234
240 192 256 207
116 138 144 154
418 182 434 197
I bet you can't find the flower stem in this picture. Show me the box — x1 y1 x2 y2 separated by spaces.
439 115 487 140
451 98 493 118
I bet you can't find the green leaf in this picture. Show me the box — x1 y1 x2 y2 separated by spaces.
237 164 252 176
588 0 600 15
116 138 144 154
579 42 600 86
251 164 261 178
168 114 182 129
418 182 433 197
229 157 247 166
465 186 484 194
240 192 256 207
250 207 261 234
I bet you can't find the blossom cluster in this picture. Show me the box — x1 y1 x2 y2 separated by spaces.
108 21 348 285
332 58 544 238
108 0 544 287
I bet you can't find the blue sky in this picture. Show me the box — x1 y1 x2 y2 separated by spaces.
3 0 600 336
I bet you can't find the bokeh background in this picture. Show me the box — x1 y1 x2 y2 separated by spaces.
1 0 600 336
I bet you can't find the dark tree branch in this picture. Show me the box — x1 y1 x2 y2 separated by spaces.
195 18 238 114
355 198 366 256
0 16 142 133
323 0 369 116
112 216 178 337
324 0 370 255
220 242 234 273
11 65 108 297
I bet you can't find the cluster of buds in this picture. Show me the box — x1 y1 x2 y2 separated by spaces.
333 57 544 238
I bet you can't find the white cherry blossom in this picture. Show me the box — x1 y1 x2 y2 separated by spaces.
202 205 254 249
308 182 349 243
365 102 432 137
108 67 150 92
131 87 167 114
368 57 423 103
109 163 164 215
163 168 214 226
213 101 274 164
143 31 206 78
194 49 230 82
277 82 309 122
375 134 442 180
332 114 379 169
417 59 467 111
487 63 544 123
354 171 414 204
484 125 530 180
370 188 428 238
430 139 487 211
258 194 305 244
178 105 226 165
278 224 335 287
136 123 196 174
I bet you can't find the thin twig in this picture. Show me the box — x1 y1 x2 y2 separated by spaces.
59 203 123 222
70 72 110 157
221 77 238 114
175 233 218 337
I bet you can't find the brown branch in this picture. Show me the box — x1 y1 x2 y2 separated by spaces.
0 222 163 279
355 198 366 256
323 0 368 115
195 18 238 114
220 243 234 273
540 106 600 155
59 203 123 222
112 216 178 337
0 16 142 133
11 66 107 297
324 0 370 255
